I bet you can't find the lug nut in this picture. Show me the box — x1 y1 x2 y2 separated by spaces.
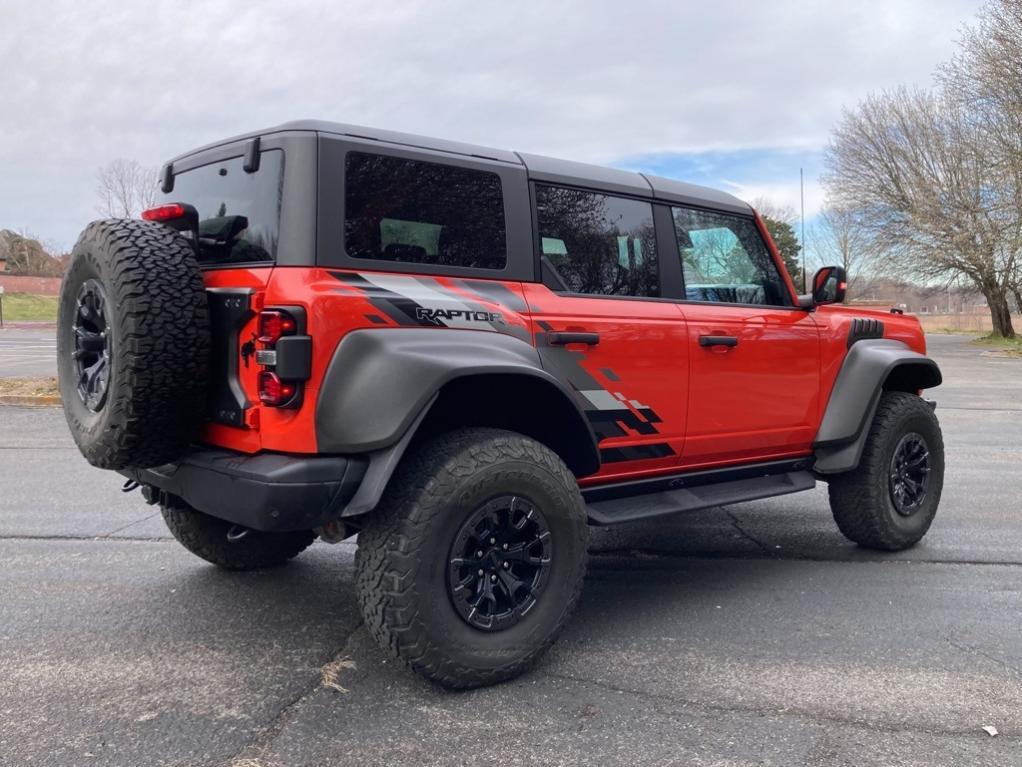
490 574 497 582
503 562 510 569
476 550 483 558
477 569 484 576
502 543 508 550
489 538 496 545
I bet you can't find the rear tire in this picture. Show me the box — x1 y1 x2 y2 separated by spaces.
828 392 944 551
161 499 315 570
355 428 588 689
57 219 209 470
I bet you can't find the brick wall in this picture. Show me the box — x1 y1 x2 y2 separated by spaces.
0 275 63 295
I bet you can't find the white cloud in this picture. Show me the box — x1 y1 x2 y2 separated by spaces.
724 177 827 220
0 0 983 247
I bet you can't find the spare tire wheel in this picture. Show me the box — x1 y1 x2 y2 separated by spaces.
57 219 210 469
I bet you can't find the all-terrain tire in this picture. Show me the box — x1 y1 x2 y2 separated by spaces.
828 392 944 551
57 219 209 470
355 428 589 689
161 498 316 570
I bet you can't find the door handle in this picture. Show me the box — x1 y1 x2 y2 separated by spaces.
547 331 600 346
699 334 738 348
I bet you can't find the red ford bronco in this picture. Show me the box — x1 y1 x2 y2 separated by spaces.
58 121 943 688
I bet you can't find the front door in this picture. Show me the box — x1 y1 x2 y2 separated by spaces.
523 184 689 483
667 205 821 467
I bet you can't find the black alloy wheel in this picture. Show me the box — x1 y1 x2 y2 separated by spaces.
447 495 553 632
72 278 112 412
889 432 930 516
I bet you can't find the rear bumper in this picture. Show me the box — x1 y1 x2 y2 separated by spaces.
121 448 368 532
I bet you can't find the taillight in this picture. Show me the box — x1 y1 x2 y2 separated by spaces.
142 203 187 222
258 310 297 345
258 371 297 407
255 308 308 408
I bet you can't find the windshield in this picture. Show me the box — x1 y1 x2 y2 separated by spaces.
162 149 283 266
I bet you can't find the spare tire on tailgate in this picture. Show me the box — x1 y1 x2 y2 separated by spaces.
57 219 210 470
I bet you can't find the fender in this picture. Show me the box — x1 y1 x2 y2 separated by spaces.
314 329 600 515
813 339 942 474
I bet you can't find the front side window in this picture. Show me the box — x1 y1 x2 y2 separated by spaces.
161 150 283 265
672 207 790 306
344 152 507 270
536 185 658 298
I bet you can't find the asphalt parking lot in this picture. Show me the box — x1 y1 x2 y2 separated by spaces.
0 327 56 377
0 333 1020 766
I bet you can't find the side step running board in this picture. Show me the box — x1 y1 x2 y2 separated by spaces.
584 470 816 526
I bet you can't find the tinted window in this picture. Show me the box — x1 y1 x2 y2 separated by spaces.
672 207 790 306
536 185 658 297
344 152 507 270
162 150 282 265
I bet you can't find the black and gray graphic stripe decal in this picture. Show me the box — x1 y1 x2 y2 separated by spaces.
600 444 676 463
534 320 676 462
331 271 443 327
330 271 531 340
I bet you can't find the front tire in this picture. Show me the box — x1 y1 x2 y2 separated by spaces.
355 428 589 689
161 499 315 570
828 392 944 551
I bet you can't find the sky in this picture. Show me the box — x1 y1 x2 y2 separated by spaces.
0 0 984 253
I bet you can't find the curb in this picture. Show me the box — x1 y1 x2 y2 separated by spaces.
0 395 62 407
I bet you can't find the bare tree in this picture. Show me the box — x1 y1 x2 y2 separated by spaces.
96 159 158 219
939 0 1022 313
823 86 1021 337
751 198 797 227
813 203 874 291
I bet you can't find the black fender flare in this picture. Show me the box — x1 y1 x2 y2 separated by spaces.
313 329 600 516
813 339 942 474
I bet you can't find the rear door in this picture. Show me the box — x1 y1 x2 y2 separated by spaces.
522 183 689 482
667 206 821 466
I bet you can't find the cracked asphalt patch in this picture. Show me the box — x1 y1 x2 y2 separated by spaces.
1 334 1020 766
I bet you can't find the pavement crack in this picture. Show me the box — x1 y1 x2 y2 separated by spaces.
215 621 365 767
946 635 1022 678
540 670 1014 739
103 510 163 537
724 509 772 554
586 548 1022 568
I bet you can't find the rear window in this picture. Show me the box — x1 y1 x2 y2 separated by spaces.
162 149 283 265
344 152 507 270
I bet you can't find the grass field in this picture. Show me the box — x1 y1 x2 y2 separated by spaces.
972 333 1022 357
0 293 59 323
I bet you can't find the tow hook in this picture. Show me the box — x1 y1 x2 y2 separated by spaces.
226 525 252 543
124 479 162 507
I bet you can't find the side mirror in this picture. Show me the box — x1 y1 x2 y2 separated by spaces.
798 265 847 308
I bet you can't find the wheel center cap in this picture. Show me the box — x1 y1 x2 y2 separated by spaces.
484 549 502 569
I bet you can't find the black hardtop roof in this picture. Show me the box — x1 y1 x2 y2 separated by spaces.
170 119 752 216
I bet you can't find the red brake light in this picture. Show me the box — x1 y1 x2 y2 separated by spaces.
142 203 187 222
258 310 297 345
258 371 296 406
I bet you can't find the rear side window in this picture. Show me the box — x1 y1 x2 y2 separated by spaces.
344 152 507 270
535 185 659 298
672 207 790 306
162 150 282 265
